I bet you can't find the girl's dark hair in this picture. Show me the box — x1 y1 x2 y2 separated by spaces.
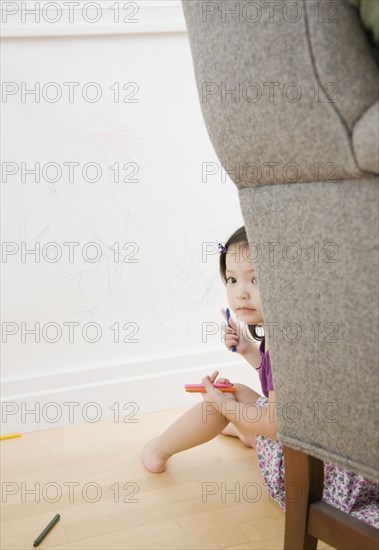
219 225 264 343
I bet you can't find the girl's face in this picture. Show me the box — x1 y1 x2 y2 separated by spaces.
225 243 264 325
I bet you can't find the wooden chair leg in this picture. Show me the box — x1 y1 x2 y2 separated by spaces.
283 445 324 550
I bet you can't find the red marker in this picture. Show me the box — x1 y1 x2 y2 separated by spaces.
185 383 236 393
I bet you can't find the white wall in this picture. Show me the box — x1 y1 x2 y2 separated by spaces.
1 1 262 434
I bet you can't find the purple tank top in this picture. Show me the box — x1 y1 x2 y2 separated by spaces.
258 336 274 398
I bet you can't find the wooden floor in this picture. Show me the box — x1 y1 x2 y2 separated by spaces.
1 407 336 549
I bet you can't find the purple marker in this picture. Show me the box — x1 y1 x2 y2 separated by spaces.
226 307 237 352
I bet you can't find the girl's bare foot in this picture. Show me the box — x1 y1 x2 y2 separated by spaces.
221 423 255 448
142 437 170 473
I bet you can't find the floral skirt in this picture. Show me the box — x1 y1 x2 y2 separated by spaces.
255 396 379 529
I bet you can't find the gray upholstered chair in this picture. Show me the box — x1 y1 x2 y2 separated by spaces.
181 0 379 548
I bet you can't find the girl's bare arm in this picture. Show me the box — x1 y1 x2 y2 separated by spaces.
241 341 263 370
220 390 278 440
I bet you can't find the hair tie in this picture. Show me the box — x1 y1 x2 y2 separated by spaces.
218 243 227 254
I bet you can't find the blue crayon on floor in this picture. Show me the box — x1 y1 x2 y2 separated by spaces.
33 514 60 547
226 308 237 352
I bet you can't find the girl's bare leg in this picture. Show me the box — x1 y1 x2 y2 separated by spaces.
142 400 229 472
142 384 262 473
221 422 254 447
220 385 263 448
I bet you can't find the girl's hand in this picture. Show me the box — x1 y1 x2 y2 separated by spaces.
215 377 231 385
221 308 251 356
200 370 237 406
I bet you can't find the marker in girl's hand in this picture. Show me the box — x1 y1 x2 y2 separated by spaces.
185 383 236 393
226 307 237 352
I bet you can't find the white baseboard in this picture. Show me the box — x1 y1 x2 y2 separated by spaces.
1 348 262 434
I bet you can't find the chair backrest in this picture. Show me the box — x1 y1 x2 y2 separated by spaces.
182 0 379 483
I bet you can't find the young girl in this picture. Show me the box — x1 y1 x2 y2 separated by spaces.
142 226 379 529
